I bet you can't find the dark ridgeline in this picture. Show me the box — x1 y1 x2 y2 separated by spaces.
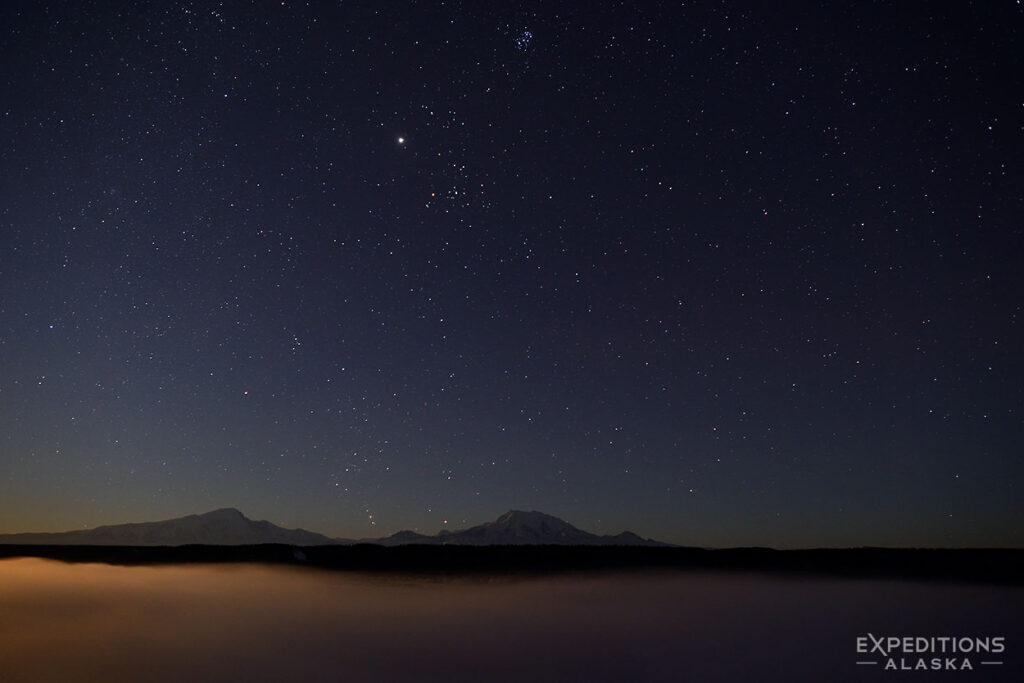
2 508 1020 583
0 543 1022 584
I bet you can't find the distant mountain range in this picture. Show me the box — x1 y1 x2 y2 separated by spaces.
0 508 334 546
0 508 669 547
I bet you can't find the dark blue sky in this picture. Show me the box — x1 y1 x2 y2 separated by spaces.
1 1 1021 547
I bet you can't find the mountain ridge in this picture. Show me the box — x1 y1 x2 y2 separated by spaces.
375 509 668 547
0 508 336 546
0 509 669 547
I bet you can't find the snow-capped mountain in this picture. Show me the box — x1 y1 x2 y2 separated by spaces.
368 510 668 546
0 508 337 546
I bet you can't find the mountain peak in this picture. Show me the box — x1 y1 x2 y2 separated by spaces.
496 510 564 524
444 509 592 545
200 507 247 520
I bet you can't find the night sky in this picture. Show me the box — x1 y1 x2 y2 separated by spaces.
2 1 1021 548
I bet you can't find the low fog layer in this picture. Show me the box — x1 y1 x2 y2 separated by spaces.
1 559 1021 682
